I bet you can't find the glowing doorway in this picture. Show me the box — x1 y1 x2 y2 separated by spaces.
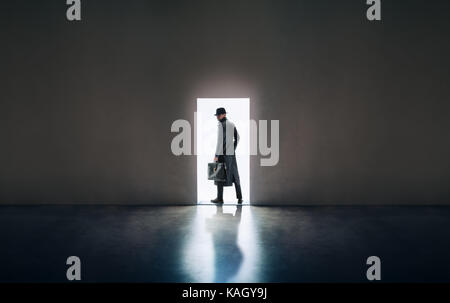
196 98 250 204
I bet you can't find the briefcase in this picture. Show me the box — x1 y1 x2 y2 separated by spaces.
208 162 226 182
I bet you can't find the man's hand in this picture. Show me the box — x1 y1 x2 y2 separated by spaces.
214 157 218 162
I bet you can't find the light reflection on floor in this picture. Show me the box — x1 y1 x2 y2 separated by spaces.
182 205 261 282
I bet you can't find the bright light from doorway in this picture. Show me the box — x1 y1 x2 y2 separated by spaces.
197 98 250 204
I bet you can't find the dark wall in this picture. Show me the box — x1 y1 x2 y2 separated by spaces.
1 0 449 204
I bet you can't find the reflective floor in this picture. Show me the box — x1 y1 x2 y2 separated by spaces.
1 205 450 282
183 205 258 282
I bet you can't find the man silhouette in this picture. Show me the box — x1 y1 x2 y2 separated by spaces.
211 107 243 204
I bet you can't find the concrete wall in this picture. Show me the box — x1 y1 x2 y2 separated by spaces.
1 0 449 204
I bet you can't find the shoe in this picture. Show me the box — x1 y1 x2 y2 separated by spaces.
237 199 243 204
211 198 224 204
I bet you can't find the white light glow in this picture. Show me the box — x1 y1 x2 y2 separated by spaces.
196 98 250 204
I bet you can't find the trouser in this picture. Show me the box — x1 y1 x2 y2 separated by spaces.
217 180 242 200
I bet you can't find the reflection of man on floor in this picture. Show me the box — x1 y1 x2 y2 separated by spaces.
205 205 243 282
211 107 243 204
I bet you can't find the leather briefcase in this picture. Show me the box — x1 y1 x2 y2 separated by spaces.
208 162 226 182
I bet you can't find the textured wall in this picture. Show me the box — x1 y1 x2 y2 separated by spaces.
1 0 449 204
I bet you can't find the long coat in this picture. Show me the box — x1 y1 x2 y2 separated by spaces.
214 118 241 187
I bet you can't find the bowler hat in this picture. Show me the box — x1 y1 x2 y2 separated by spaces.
214 107 227 116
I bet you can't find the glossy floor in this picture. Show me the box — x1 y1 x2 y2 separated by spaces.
1 205 450 282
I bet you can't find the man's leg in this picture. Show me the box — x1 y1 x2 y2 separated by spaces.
234 182 242 200
217 184 224 200
211 184 224 203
